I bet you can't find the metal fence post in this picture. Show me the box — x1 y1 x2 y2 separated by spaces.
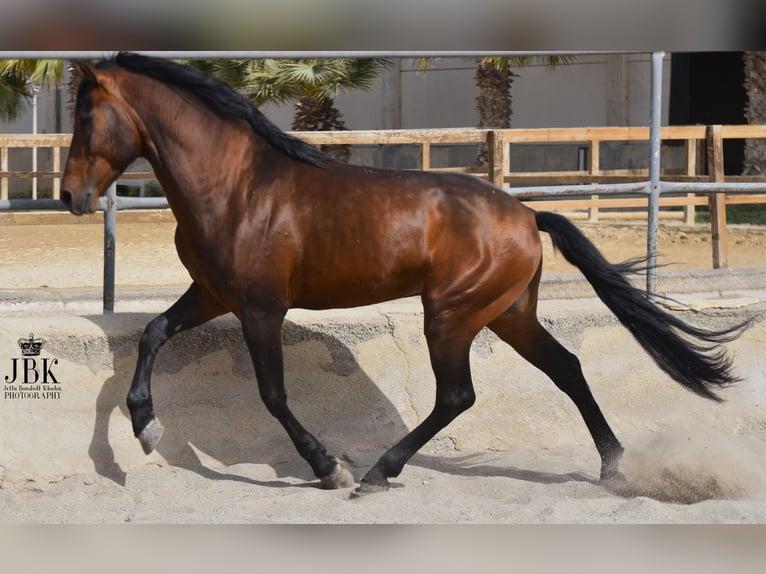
646 51 665 295
103 182 117 313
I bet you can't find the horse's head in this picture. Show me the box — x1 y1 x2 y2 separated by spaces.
61 62 142 215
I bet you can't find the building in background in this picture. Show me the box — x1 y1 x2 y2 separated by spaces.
4 54 673 133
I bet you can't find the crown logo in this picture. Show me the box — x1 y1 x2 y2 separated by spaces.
18 333 45 357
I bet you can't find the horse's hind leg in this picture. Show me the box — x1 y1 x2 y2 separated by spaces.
127 282 227 454
356 309 476 496
489 302 624 481
240 309 354 490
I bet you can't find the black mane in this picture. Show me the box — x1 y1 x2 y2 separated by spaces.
110 52 331 168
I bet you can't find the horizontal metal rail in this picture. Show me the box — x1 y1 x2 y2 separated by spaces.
6 181 765 212
504 182 650 198
0 196 169 211
504 180 766 199
0 198 64 210
660 182 766 194
8 181 763 213
0 51 632 60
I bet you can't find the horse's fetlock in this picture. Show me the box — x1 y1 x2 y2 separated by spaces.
259 389 287 416
127 390 150 410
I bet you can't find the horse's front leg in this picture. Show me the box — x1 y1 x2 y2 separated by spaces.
127 282 227 454
241 308 354 489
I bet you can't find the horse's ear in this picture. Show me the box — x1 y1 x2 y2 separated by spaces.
71 61 99 84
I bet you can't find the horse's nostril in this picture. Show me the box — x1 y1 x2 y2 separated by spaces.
61 190 73 209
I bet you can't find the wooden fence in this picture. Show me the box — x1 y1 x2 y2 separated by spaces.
1 134 67 200
301 124 766 222
4 125 766 196
0 134 151 200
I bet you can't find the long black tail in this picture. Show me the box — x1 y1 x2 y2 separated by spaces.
535 211 746 401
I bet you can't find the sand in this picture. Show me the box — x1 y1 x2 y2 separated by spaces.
1 216 765 524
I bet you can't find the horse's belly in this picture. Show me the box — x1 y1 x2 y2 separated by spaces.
292 271 423 310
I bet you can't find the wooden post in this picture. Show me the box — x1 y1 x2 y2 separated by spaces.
706 125 728 268
588 139 600 222
503 136 510 181
52 146 61 199
420 142 430 171
486 130 505 188
684 138 697 225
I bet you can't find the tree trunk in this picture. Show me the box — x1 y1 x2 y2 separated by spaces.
292 94 351 163
475 60 513 166
743 52 766 175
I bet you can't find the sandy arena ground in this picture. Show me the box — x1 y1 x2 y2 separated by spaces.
1 213 766 524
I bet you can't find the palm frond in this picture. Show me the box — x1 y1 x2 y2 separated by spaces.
188 59 250 90
0 59 65 88
278 59 347 87
478 56 512 73
344 58 393 91
508 55 576 68
0 75 28 120
189 58 393 106
241 59 301 106
0 59 66 120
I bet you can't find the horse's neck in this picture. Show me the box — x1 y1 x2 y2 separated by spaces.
136 96 222 179
132 91 258 225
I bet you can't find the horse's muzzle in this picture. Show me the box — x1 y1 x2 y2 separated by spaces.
60 189 94 215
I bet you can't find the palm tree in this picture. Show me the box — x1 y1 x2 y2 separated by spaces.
474 56 573 165
0 59 67 120
474 57 516 131
743 52 766 175
192 58 392 162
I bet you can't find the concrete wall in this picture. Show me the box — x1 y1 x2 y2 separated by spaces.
2 55 671 135
1 300 763 487
265 54 671 131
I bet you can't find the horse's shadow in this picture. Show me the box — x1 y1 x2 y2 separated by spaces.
410 452 599 486
84 312 597 491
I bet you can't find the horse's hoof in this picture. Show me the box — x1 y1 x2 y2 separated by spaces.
349 478 390 499
319 459 355 490
138 418 164 455
600 467 626 483
600 449 625 482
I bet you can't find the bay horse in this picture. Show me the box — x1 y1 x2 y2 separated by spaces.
61 53 743 495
